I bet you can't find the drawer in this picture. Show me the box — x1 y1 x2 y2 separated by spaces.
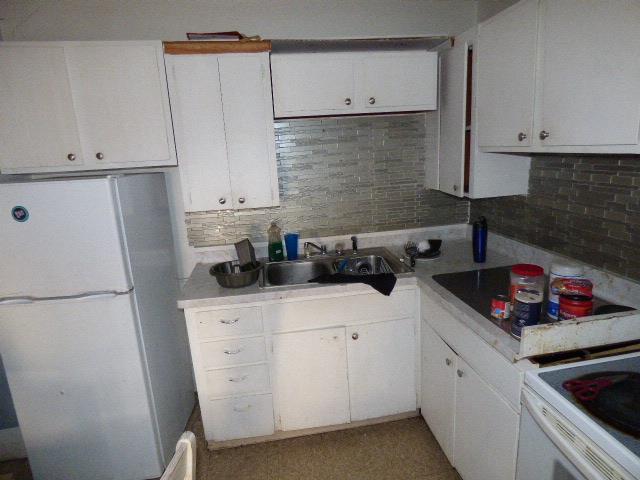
263 288 416 333
195 306 262 339
200 336 266 369
206 364 270 398
203 394 275 442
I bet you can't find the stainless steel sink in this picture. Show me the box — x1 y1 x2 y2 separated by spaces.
260 247 412 288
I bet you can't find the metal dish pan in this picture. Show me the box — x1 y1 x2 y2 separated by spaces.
209 261 262 288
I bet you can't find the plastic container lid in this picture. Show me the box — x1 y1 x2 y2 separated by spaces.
511 264 544 277
551 262 584 277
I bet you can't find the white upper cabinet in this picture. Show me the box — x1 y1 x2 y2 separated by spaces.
270 54 356 117
476 0 538 148
64 44 173 167
536 0 640 147
0 41 176 174
0 45 84 171
477 0 640 153
272 51 437 118
165 52 279 212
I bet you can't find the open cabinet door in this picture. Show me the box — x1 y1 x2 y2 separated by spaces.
437 39 468 197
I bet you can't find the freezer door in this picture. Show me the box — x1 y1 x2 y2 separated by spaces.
0 178 131 298
0 293 162 480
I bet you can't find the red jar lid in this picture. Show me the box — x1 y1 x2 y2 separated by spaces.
511 264 544 277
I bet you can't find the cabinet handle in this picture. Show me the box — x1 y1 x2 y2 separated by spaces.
457 369 464 378
228 375 248 383
453 184 458 192
518 132 527 142
219 317 239 325
95 152 104 160
445 358 452 366
352 332 359 340
219 197 226 205
344 98 352 106
67 153 76 162
223 348 243 355
539 130 550 140
233 404 252 413
238 197 246 204
368 97 376 105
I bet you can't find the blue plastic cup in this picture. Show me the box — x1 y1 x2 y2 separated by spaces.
284 233 299 260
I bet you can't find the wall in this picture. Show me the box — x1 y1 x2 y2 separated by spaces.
476 0 519 22
187 113 469 247
470 156 640 281
0 0 477 41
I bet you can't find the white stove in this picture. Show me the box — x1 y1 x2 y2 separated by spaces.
517 352 640 480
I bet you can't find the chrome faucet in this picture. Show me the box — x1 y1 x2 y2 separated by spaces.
304 241 327 257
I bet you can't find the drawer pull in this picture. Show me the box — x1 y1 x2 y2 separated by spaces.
223 348 243 355
219 317 240 325
233 404 252 412
228 375 248 383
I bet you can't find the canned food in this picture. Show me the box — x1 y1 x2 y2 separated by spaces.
491 295 511 320
559 294 593 320
511 289 543 339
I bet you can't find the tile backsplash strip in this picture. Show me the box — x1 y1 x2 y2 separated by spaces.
186 113 469 247
471 155 640 281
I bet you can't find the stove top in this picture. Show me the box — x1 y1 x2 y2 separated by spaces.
539 356 640 457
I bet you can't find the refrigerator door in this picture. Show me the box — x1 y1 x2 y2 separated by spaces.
0 177 131 299
0 292 162 480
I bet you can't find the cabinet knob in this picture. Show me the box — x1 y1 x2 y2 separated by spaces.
95 152 104 160
344 98 352 106
539 130 550 140
518 132 527 142
351 332 359 340
67 153 76 162
453 184 458 192
457 369 464 378
445 358 452 366
368 97 376 105
238 197 246 204
219 197 226 205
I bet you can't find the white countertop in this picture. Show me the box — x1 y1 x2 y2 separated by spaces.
178 239 526 362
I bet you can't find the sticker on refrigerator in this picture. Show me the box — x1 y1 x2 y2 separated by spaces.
11 206 29 222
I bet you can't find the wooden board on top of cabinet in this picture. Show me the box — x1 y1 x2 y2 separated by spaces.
0 41 176 174
165 52 279 212
346 317 416 422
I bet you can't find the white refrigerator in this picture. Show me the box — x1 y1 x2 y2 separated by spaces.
0 173 194 480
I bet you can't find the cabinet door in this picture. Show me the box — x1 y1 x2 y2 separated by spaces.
219 54 279 209
537 0 640 146
454 357 519 480
271 328 350 431
346 318 416 422
65 42 174 168
437 40 468 197
165 55 233 212
420 321 456 464
0 45 83 172
271 54 356 117
359 52 437 112
477 0 538 147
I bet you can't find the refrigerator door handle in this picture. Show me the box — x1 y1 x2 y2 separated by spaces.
0 288 133 305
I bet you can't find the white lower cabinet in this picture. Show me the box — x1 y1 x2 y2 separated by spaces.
347 317 416 421
420 321 456 463
420 298 522 480
206 394 275 442
271 328 351 431
453 357 519 480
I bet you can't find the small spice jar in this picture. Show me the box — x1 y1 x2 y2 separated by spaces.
559 294 594 320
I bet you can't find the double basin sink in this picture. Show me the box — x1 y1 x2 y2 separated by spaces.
260 247 413 288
